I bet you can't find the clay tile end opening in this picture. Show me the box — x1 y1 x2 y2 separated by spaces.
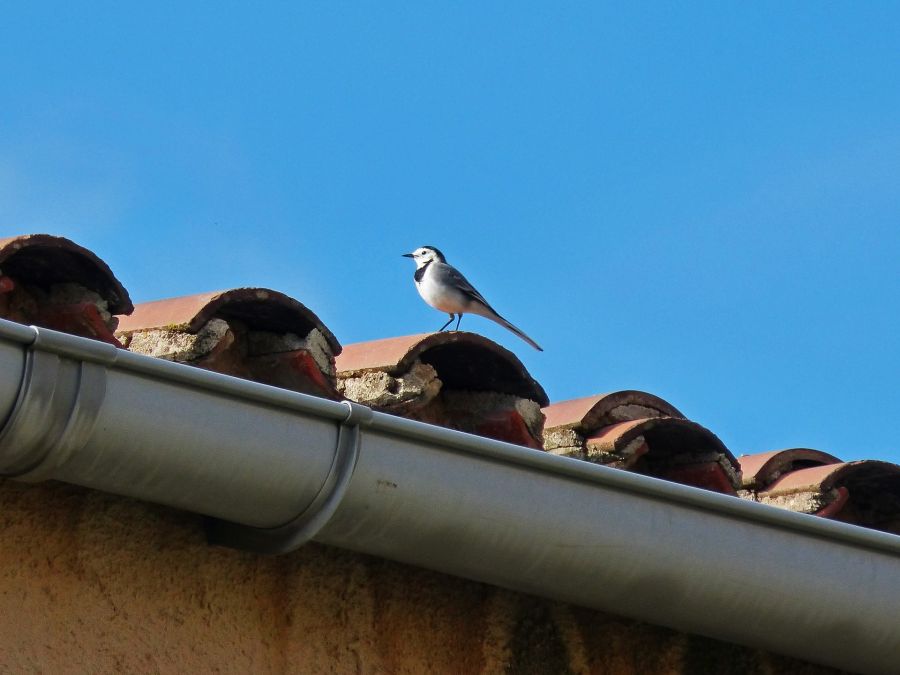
0 234 132 314
117 288 341 400
337 332 548 448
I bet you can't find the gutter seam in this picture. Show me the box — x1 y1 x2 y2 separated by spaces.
206 400 374 554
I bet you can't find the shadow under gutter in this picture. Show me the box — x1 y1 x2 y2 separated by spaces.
0 319 898 674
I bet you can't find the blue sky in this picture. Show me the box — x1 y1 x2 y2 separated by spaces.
1 3 898 462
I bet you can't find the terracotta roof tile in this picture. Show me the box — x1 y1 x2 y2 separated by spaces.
584 417 740 494
815 487 850 519
738 448 842 490
117 288 341 400
761 460 900 496
542 391 684 433
116 288 339 354
0 234 132 315
752 460 900 534
336 332 547 448
541 391 738 494
0 233 132 345
336 332 547 405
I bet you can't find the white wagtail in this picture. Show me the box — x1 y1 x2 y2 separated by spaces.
402 246 543 351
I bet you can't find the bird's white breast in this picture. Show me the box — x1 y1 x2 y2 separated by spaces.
416 265 470 313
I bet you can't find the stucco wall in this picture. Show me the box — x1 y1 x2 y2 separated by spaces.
0 480 840 674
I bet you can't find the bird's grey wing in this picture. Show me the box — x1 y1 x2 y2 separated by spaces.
435 262 543 350
436 263 496 312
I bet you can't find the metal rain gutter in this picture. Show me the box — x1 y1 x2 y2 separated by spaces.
0 319 898 675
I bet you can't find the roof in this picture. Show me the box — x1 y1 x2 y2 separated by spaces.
2 232 900 673
3 232 899 533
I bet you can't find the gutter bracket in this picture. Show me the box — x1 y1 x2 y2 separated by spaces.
206 399 374 554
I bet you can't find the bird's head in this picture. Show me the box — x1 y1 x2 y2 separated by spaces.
402 246 446 267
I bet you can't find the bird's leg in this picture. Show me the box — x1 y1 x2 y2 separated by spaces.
454 314 462 331
438 314 454 332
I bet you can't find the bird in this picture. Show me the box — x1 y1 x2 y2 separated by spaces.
402 246 543 351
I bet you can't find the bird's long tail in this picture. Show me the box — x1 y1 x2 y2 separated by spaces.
487 311 543 351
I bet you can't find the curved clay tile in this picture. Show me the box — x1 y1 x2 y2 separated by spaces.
762 460 900 496
586 417 739 494
335 332 547 405
116 288 340 355
738 448 842 490
587 417 736 463
542 391 684 433
759 460 900 534
0 234 132 314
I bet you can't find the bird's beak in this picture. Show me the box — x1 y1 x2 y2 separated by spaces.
402 253 414 258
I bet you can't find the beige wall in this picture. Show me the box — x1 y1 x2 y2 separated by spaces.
0 481 839 675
